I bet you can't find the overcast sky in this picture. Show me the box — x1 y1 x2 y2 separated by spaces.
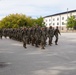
0 0 76 19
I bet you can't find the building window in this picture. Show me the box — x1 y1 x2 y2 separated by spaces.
53 18 55 21
49 19 51 21
46 20 47 22
62 17 64 20
49 23 51 26
57 22 59 25
57 18 59 21
62 22 65 25
62 27 64 30
53 23 55 25
73 15 76 18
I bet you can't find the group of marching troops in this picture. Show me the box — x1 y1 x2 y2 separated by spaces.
0 25 61 49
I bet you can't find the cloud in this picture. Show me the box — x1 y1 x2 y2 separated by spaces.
0 0 76 19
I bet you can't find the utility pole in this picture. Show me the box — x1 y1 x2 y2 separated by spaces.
60 14 61 31
67 8 68 30
67 8 68 19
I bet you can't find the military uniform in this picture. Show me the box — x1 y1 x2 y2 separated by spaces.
22 28 27 48
54 26 61 45
48 26 54 45
34 26 41 47
40 27 46 49
0 29 2 39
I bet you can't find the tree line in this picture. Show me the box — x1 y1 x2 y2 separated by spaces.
0 13 45 28
0 13 76 30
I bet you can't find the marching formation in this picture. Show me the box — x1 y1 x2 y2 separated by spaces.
0 25 61 49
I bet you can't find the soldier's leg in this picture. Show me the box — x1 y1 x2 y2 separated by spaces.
41 41 45 49
49 37 51 45
35 40 39 47
23 42 26 48
1 35 2 39
31 37 34 46
0 35 2 39
50 37 53 45
55 35 58 45
27 38 29 44
23 37 27 48
35 37 39 47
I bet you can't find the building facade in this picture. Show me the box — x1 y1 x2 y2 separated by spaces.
43 10 76 30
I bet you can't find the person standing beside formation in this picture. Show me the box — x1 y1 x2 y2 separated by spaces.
54 26 61 45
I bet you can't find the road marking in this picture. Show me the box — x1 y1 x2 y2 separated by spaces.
12 43 22 46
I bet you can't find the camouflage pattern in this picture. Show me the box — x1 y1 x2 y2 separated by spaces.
40 27 46 49
0 25 60 49
48 26 54 45
0 29 2 39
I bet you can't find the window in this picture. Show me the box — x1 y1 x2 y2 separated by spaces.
53 23 55 25
49 19 51 21
62 17 64 20
62 27 64 30
73 15 76 18
57 22 59 25
62 22 65 25
49 23 51 26
53 18 55 21
57 18 59 21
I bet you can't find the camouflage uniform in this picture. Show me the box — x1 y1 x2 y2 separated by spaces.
22 28 27 48
40 27 46 49
30 27 35 46
48 26 54 45
0 29 2 39
34 26 41 47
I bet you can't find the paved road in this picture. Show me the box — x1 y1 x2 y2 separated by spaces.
0 33 76 75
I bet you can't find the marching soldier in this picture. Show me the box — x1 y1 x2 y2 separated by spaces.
22 27 27 48
34 25 41 47
0 29 2 39
54 26 61 45
48 26 54 46
40 27 46 49
30 27 35 46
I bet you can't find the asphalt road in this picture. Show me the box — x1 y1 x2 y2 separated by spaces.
0 33 76 75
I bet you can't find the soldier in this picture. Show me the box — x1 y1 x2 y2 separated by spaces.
30 27 35 46
54 26 61 45
44 26 48 45
22 27 27 48
40 27 46 49
48 26 54 46
0 28 2 39
34 25 41 47
26 27 31 44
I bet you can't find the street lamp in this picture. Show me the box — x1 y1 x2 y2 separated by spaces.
67 8 68 19
67 8 68 30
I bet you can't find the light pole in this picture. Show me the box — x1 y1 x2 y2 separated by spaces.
60 14 61 31
67 8 68 19
67 8 68 30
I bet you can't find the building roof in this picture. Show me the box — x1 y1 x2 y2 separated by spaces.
43 9 76 18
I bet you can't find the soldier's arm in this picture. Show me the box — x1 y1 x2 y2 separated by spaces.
58 30 61 35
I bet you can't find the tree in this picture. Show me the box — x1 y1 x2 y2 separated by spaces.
0 13 28 28
0 14 44 28
35 16 45 27
67 16 76 30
